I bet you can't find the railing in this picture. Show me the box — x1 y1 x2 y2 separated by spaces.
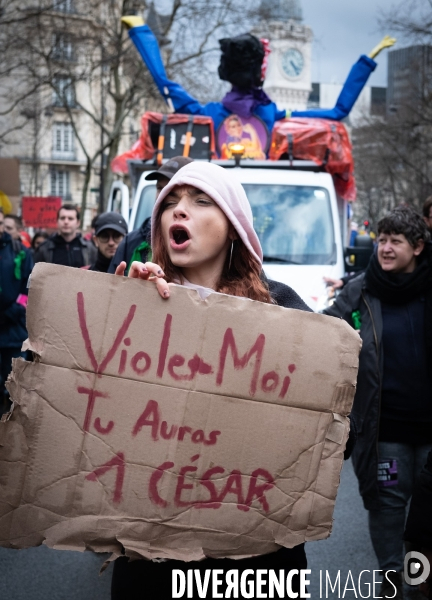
52 150 76 161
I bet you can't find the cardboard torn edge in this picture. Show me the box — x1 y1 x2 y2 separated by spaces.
22 337 43 359
100 551 122 574
0 401 14 424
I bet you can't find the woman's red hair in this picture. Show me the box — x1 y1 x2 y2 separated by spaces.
152 208 272 304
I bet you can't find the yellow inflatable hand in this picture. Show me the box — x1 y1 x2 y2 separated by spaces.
0 190 12 215
368 35 396 59
121 16 145 29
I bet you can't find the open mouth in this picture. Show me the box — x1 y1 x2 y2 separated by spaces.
173 229 189 244
170 225 191 249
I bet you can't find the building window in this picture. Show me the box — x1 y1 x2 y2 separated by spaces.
52 122 75 160
52 33 74 61
307 83 320 109
55 0 75 13
52 75 75 107
50 169 70 199
371 86 387 117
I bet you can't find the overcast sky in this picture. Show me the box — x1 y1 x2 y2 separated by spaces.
302 0 397 87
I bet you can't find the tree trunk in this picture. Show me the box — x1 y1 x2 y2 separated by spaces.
102 93 128 211
80 158 92 227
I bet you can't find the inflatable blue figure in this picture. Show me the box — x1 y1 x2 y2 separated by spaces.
122 16 395 134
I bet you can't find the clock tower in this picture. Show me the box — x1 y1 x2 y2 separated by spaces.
252 0 312 112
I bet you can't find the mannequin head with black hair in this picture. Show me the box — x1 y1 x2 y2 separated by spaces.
218 33 265 90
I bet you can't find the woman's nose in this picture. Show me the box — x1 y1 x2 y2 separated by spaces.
173 200 188 219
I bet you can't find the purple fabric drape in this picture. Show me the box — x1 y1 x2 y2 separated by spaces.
222 86 272 118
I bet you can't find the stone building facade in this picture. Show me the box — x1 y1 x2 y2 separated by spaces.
0 0 150 227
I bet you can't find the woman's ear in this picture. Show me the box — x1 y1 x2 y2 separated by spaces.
228 224 238 241
414 239 425 256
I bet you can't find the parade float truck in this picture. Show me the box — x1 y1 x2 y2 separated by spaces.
109 111 362 311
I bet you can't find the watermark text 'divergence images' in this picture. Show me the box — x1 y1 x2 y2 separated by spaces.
172 569 310 599
171 565 430 599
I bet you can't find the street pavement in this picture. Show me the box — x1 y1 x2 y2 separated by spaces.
306 459 379 599
0 460 378 600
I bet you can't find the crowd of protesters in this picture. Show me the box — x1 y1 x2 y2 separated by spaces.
1 160 432 599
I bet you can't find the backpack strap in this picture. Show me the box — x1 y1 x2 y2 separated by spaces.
348 277 365 331
11 239 26 280
351 310 362 331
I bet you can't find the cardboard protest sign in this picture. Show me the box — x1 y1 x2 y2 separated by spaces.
22 196 62 228
0 264 361 561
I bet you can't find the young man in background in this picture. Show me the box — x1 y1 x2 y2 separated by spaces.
34 204 97 268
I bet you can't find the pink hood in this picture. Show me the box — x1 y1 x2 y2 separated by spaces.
151 162 263 264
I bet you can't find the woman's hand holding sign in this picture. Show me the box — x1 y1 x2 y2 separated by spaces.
115 260 171 299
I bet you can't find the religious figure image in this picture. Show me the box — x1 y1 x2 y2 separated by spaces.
220 115 267 159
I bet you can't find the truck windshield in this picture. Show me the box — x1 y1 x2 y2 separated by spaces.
243 184 336 265
133 185 156 230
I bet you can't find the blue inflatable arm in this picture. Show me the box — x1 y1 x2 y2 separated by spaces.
291 55 377 120
129 25 207 115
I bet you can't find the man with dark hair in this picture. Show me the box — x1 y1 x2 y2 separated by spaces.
422 196 432 234
55 203 79 221
108 156 192 275
35 203 97 267
4 214 23 240
5 214 31 248
324 205 432 599
0 208 33 413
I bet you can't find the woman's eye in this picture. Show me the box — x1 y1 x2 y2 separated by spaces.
162 200 176 209
196 198 212 205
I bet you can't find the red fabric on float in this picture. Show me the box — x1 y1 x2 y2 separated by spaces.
269 118 356 202
111 112 216 174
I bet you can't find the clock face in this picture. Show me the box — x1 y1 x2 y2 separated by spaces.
281 48 304 79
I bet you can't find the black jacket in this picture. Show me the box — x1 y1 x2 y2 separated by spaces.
108 218 151 274
34 233 97 267
87 251 112 273
267 278 312 311
324 273 390 510
405 448 432 549
0 233 34 348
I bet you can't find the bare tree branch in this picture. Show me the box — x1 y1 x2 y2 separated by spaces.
0 0 260 216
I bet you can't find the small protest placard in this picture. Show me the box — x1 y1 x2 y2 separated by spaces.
22 196 62 228
0 264 360 560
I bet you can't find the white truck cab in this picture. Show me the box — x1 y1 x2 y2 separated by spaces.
108 159 348 311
